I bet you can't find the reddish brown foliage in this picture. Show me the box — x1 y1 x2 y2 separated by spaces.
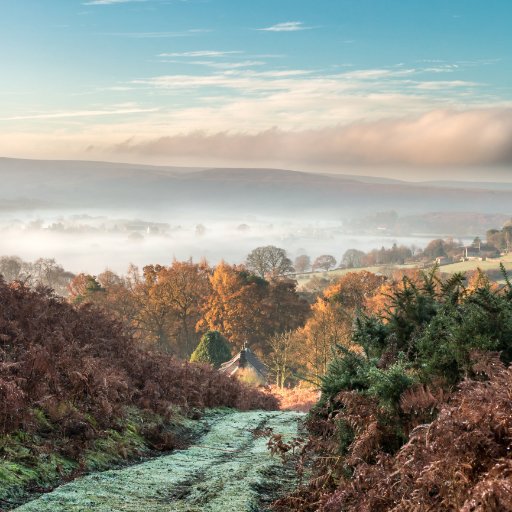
0 278 277 440
270 385 320 413
273 353 512 512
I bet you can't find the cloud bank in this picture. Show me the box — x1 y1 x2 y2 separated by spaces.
113 108 512 167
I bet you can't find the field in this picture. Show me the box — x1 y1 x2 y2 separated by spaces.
295 264 415 288
296 253 512 289
438 252 512 275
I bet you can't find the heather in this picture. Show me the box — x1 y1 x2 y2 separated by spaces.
0 278 277 506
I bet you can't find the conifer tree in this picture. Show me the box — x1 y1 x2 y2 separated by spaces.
190 330 232 368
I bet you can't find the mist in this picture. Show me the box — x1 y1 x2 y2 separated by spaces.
1 157 509 276
0 212 448 275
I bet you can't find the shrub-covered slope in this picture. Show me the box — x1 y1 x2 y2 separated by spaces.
274 269 512 511
0 278 276 506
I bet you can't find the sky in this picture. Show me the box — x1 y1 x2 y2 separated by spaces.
1 0 511 174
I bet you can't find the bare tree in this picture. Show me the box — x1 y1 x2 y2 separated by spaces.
246 246 294 278
267 331 298 388
0 256 24 282
312 254 337 272
342 249 366 268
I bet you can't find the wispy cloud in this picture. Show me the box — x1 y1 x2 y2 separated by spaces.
160 60 265 69
159 50 243 58
2 107 159 121
103 29 211 38
83 0 148 5
257 21 311 32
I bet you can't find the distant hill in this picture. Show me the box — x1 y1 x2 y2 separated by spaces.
1 157 511 218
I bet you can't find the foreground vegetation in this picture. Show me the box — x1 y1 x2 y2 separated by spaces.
273 267 512 511
3 232 512 510
0 278 276 508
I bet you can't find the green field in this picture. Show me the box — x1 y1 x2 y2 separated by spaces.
295 264 415 288
436 253 512 275
296 254 512 289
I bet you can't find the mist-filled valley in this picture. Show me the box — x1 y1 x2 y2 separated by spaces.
0 157 507 274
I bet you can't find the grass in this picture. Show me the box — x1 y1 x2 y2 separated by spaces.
12 410 304 512
0 406 198 509
295 253 512 288
434 252 512 275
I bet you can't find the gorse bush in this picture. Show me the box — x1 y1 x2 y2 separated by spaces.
319 353 512 512
321 267 512 413
274 267 512 511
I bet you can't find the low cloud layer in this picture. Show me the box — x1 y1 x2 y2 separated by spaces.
114 108 512 167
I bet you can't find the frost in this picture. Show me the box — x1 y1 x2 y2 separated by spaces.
13 410 304 512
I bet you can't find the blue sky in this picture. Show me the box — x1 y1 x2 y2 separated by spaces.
1 0 511 170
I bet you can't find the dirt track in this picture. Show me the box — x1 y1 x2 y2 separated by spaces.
13 410 303 512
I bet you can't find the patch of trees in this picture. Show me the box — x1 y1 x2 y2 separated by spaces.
67 259 309 359
342 243 413 268
263 271 386 387
0 256 74 296
487 221 512 251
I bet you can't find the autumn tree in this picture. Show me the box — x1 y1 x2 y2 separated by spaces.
199 262 269 351
298 271 385 382
246 245 294 278
129 261 211 356
263 278 310 337
324 270 387 310
298 298 349 382
199 263 308 355
312 254 337 272
96 269 140 327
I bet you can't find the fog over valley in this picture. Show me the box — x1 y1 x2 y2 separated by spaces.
0 158 505 275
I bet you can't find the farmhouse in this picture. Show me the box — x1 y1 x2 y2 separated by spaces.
219 346 268 385
461 244 499 261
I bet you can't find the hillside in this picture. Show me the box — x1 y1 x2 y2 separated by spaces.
0 278 276 508
1 158 512 217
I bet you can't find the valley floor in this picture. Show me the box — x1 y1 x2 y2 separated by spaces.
11 410 303 512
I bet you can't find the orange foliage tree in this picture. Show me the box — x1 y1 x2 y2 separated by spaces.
297 271 386 382
131 261 211 357
199 263 308 354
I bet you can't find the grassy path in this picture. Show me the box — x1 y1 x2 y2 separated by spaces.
12 410 303 512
